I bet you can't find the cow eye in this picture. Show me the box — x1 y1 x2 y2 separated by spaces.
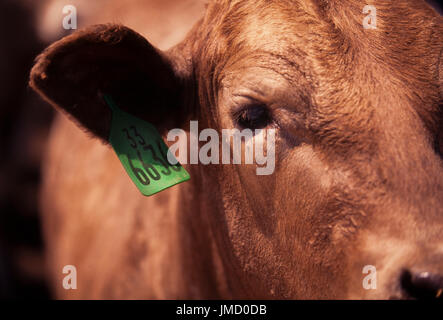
232 104 272 130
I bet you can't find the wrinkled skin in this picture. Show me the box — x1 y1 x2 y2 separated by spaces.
30 0 443 299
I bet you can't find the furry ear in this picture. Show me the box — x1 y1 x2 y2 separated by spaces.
30 24 189 142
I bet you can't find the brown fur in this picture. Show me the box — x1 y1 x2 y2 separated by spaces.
30 0 443 298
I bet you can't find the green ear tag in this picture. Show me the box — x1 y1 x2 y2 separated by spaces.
104 95 190 196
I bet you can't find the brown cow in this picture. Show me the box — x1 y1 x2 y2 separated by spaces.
30 0 443 299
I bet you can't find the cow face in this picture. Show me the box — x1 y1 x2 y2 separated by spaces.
30 0 443 299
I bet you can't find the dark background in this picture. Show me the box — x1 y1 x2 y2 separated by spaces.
0 0 53 298
0 0 442 299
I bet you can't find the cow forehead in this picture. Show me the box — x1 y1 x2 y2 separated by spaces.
198 1 333 97
202 0 440 73
205 0 324 58
197 0 441 132
200 1 360 95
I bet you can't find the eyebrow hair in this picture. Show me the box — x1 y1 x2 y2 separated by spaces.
263 51 311 84
216 49 314 107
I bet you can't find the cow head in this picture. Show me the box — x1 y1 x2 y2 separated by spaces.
30 0 443 299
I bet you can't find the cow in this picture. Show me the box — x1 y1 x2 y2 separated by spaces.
29 0 443 299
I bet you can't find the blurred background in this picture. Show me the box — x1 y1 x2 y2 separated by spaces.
0 0 441 299
0 0 206 299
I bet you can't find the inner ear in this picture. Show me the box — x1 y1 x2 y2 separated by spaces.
30 24 183 142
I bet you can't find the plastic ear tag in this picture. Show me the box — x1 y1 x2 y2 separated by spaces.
104 95 190 196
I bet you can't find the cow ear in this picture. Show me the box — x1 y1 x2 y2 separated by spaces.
30 24 190 142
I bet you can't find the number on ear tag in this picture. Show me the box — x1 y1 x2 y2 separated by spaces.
104 95 190 196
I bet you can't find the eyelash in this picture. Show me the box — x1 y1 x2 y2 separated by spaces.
232 104 272 130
